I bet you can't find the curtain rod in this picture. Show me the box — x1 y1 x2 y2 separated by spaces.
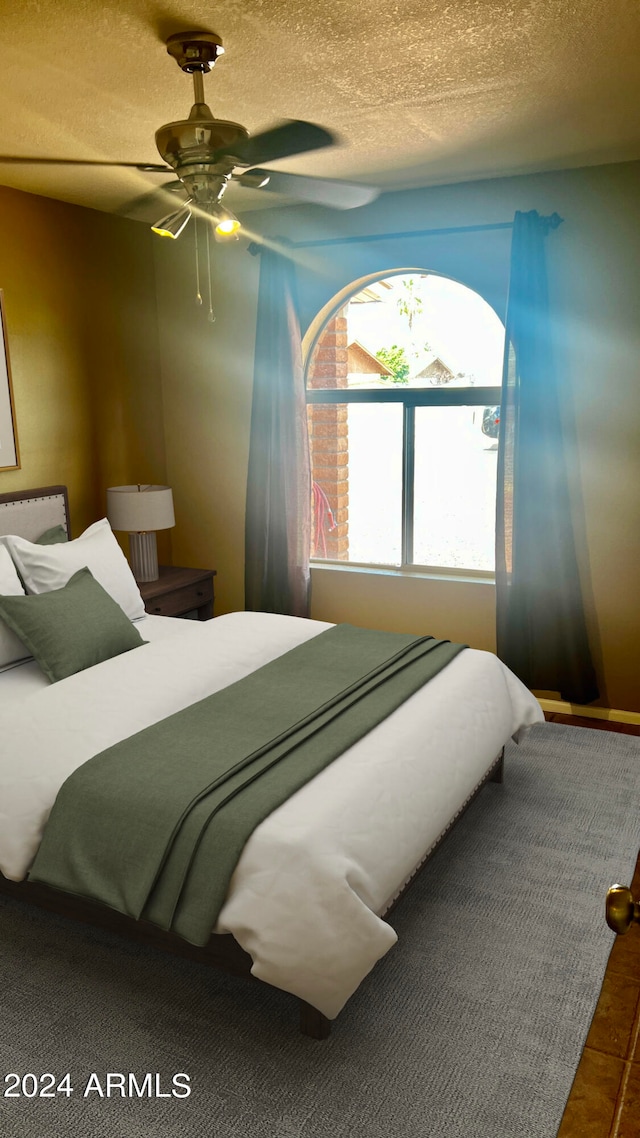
248 213 563 253
290 220 513 249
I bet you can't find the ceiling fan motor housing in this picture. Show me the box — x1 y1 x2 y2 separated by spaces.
155 108 249 206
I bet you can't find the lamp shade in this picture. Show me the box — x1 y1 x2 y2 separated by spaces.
151 204 192 240
106 485 175 533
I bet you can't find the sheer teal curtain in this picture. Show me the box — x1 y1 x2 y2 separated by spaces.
495 210 598 703
244 247 311 617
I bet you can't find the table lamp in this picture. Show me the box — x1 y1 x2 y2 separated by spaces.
106 484 175 583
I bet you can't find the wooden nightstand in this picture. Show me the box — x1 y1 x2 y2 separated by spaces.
138 566 216 621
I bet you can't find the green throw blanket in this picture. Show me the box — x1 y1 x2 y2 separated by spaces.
30 624 465 945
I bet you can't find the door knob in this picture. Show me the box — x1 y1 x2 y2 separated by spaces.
606 884 640 935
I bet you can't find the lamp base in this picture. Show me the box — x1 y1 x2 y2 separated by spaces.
128 531 159 582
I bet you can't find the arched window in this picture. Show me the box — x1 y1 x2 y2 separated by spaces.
305 271 505 573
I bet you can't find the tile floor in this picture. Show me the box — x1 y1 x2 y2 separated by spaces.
547 713 640 1138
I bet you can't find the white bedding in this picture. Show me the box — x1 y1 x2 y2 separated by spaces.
0 611 543 1018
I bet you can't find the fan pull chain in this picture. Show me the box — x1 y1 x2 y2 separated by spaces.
206 222 215 323
194 217 203 307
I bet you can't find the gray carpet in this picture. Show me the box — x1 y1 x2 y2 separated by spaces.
2 722 639 1138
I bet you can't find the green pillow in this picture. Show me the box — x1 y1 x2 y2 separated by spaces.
0 566 146 683
36 524 68 545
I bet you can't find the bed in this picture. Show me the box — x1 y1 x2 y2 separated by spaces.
0 485 544 1037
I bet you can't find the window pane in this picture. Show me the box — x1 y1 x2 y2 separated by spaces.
306 274 504 392
310 402 403 565
413 407 498 571
348 404 403 564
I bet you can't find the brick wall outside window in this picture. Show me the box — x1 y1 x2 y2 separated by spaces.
306 310 349 559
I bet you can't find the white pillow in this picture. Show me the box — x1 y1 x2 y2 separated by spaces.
3 518 145 622
0 544 31 668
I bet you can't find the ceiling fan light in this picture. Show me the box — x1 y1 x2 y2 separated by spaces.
151 203 192 239
213 209 241 241
215 218 240 236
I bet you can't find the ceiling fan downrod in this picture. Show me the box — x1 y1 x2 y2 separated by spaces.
155 29 248 220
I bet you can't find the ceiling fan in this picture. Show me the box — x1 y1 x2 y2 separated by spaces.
0 30 379 242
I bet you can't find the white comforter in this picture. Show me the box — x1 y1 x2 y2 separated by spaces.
0 611 543 1018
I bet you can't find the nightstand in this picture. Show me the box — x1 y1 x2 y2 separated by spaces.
138 566 216 621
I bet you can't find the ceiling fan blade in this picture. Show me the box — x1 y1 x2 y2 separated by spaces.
0 156 171 173
237 168 379 210
116 182 188 220
214 120 336 168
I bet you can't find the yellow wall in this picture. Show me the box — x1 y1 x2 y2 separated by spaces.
70 206 171 562
154 160 640 714
0 185 169 558
0 186 98 531
153 235 260 612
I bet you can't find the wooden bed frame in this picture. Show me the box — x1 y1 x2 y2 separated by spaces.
0 484 505 1039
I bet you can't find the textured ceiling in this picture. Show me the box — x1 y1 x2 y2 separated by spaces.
0 0 638 220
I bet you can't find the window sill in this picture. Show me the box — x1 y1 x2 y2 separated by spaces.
310 560 495 586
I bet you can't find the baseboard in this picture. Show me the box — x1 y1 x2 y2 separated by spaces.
537 698 640 726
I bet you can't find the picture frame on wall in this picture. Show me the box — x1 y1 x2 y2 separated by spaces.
0 290 20 471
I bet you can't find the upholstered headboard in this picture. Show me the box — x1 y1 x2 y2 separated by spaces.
0 486 70 542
